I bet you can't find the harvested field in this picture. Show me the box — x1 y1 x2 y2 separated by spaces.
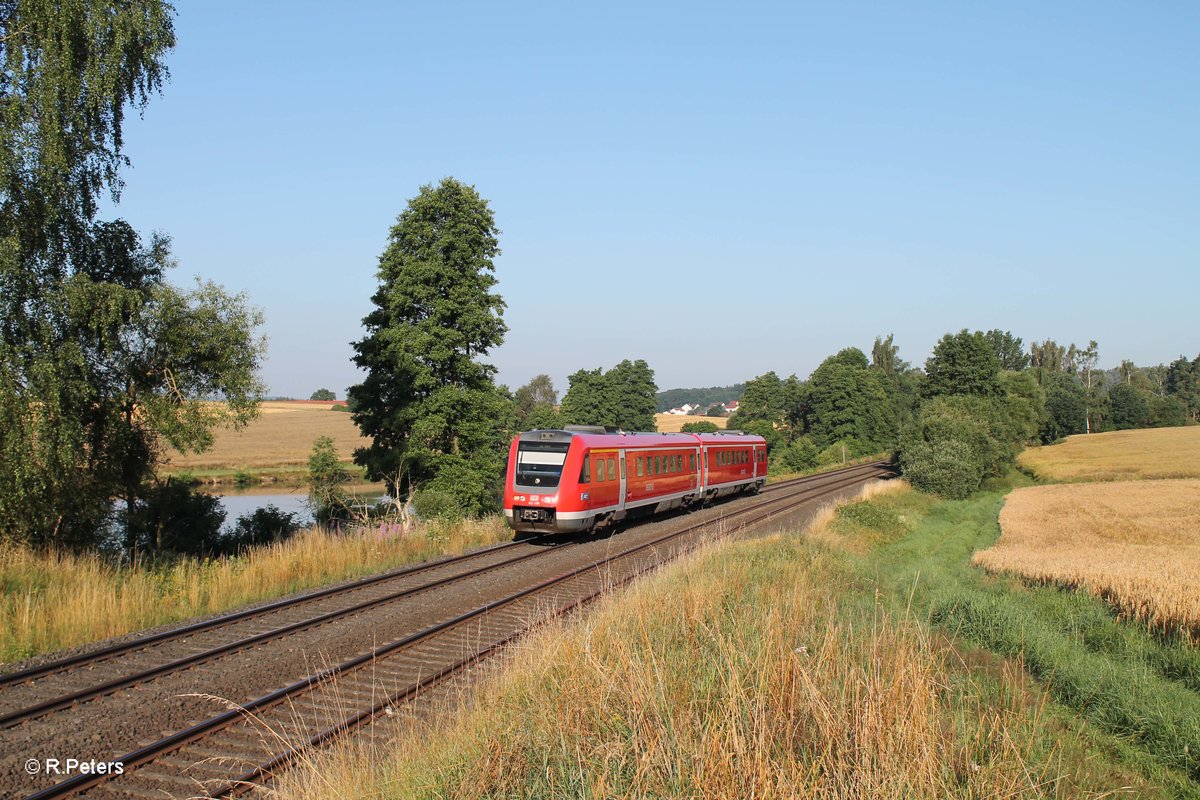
653 413 728 432
166 401 370 471
1018 425 1200 482
974 480 1200 637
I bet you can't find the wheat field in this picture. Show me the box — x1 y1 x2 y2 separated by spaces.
653 413 729 432
165 402 371 471
1018 425 1200 482
167 406 727 472
974 480 1200 637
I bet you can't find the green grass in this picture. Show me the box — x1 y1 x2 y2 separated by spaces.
831 476 1200 796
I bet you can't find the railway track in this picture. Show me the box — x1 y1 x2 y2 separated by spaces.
5 461 891 799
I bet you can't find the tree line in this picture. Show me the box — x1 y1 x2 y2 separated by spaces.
730 330 1198 499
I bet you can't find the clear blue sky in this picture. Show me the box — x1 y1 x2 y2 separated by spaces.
103 1 1199 399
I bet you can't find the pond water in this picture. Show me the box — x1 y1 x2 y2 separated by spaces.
215 485 387 528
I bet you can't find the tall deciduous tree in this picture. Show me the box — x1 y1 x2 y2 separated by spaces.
348 178 511 515
983 330 1030 371
871 334 909 376
560 368 616 428
513 373 560 429
1166 354 1200 422
800 348 896 451
0 5 267 550
608 359 658 431
1030 339 1069 378
923 330 1002 398
560 360 658 431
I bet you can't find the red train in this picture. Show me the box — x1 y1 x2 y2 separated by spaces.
503 426 768 534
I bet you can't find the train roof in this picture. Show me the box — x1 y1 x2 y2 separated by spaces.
516 428 766 448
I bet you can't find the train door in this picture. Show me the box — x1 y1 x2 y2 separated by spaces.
618 450 628 512
589 449 621 511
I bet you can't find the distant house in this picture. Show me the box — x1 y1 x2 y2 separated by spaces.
723 400 739 414
666 403 700 416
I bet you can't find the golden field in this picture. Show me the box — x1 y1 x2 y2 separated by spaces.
1018 425 1200 482
164 406 729 474
974 480 1200 637
165 401 370 472
653 412 728 432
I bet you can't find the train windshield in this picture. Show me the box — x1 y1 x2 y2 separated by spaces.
515 441 570 488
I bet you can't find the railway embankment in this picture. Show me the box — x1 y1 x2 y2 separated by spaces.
274 431 1200 799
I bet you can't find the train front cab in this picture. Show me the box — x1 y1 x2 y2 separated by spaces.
506 430 572 533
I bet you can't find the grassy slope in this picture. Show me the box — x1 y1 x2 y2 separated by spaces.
279 479 1190 799
835 479 1200 796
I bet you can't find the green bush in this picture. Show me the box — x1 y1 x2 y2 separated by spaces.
899 438 984 499
307 436 352 524
125 479 227 556
233 469 256 487
411 488 464 522
776 436 819 473
224 504 302 552
680 421 719 434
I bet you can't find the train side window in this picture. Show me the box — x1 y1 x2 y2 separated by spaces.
607 458 616 481
620 459 626 479
689 454 696 470
636 458 644 477
580 455 590 484
595 458 604 482
655 456 662 474
676 455 682 472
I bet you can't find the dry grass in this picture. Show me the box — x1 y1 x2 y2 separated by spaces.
1018 425 1200 482
165 401 370 471
802 479 912 553
0 517 511 665
653 413 729 432
974 480 1200 637
279 522 1063 799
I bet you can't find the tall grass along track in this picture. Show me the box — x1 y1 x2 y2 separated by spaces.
1 531 610 735
17 463 891 799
